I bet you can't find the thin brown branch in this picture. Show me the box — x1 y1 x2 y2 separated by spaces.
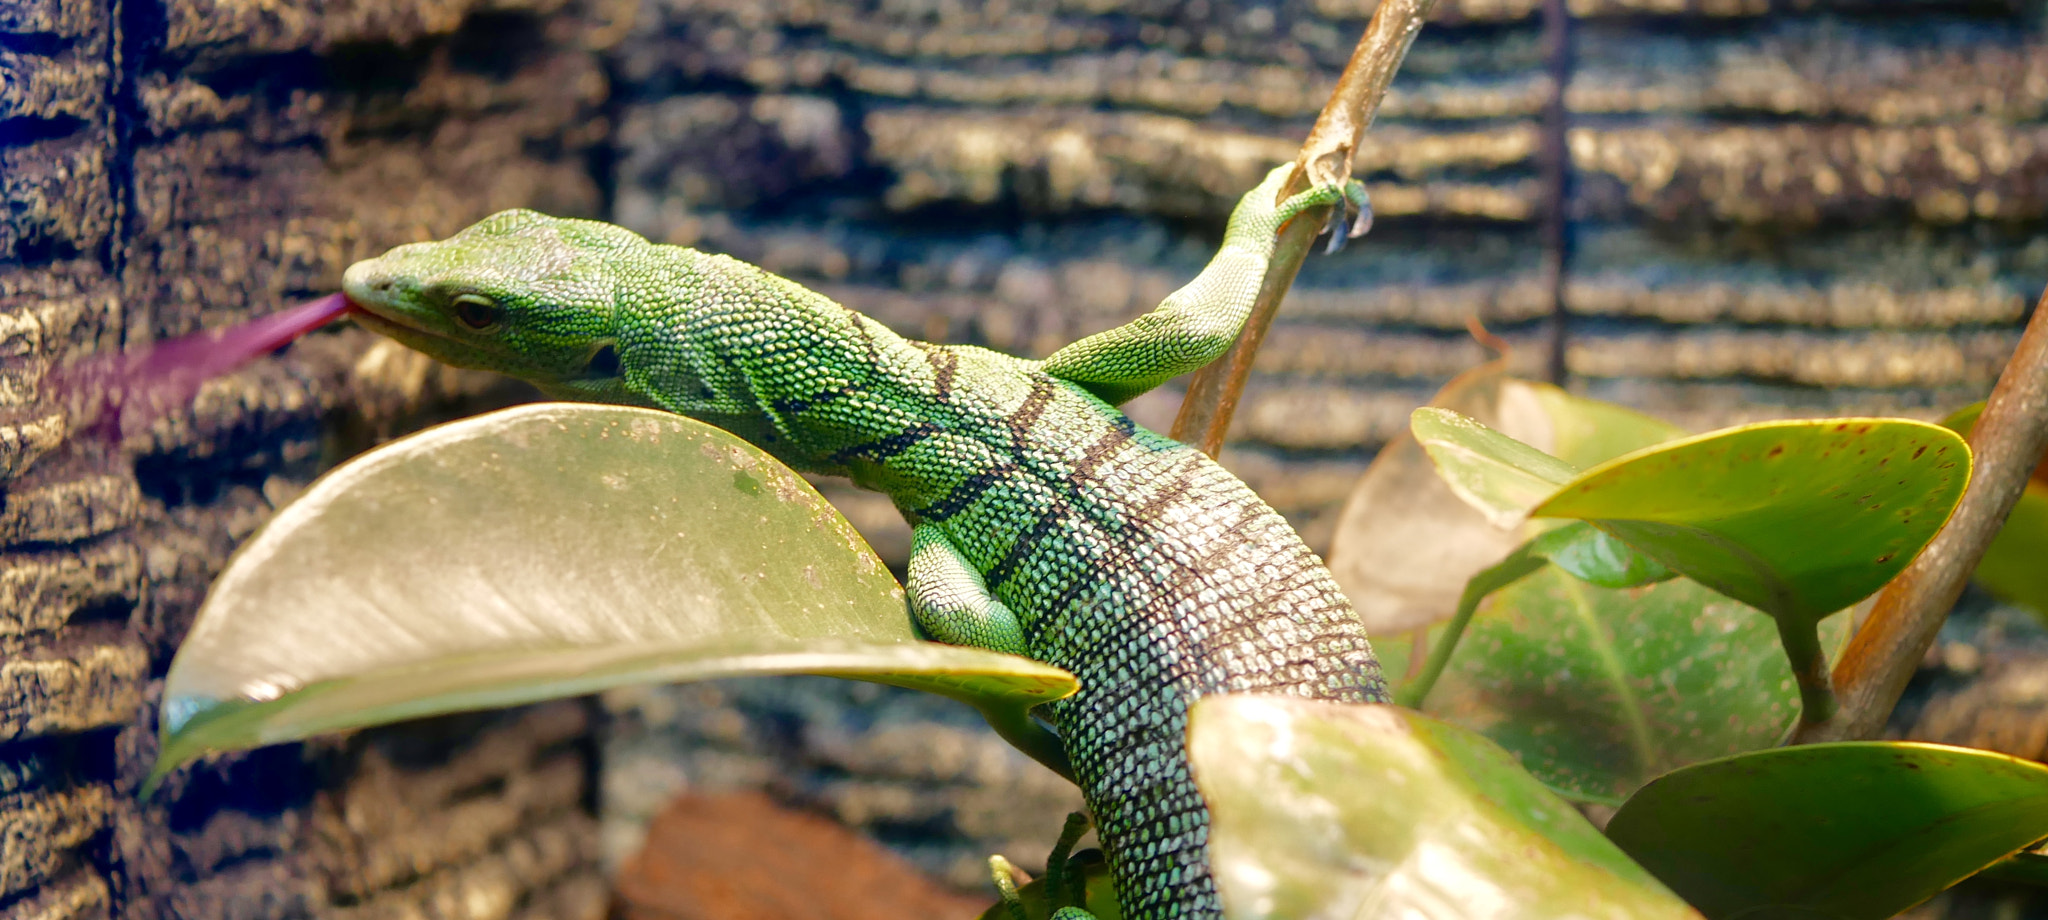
1791 286 2048 744
1170 0 1437 456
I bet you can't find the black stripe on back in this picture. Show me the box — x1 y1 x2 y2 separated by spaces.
915 461 1016 521
1070 416 1138 481
915 343 960 401
828 421 940 464
985 505 1065 590
1004 376 1058 438
771 386 849 415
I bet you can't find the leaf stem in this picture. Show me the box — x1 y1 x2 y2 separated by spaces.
1398 548 1544 709
1171 0 1437 455
1776 617 1837 728
1791 284 2048 743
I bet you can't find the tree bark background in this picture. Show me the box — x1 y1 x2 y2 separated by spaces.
3 0 613 916
5 0 2048 916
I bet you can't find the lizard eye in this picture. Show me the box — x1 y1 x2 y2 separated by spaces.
451 294 503 331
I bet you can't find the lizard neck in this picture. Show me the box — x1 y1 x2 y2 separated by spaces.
611 245 953 491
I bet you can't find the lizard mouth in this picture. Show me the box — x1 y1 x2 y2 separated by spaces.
340 290 504 371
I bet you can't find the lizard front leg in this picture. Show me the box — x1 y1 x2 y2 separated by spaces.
906 522 1029 657
905 520 1078 784
1040 164 1370 406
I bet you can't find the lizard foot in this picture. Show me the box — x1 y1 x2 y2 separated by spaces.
988 811 1105 920
1272 174 1372 254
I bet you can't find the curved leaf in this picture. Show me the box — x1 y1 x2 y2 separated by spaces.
1190 695 1701 920
153 404 1076 790
1516 381 1687 471
1384 564 1841 804
1607 742 2048 920
1534 419 1970 626
1326 358 1530 635
1411 406 1580 528
1329 370 1680 635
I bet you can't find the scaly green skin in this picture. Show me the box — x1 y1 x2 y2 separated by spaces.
342 165 1389 920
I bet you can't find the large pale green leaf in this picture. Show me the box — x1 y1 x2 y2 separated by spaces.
1607 742 2048 920
1535 418 1969 626
1190 695 1701 920
1382 563 1841 804
153 404 1076 790
1329 365 1681 637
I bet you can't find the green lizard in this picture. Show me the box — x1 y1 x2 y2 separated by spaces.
341 164 1389 920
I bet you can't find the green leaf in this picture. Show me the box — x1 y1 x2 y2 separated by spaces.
153 404 1076 792
1535 418 1970 626
1516 382 1688 471
1528 521 1675 589
1606 742 2048 920
1411 407 1582 528
1189 695 1702 920
1939 401 2048 622
1977 848 2048 888
1974 483 2048 622
1329 371 1680 637
1386 565 1841 804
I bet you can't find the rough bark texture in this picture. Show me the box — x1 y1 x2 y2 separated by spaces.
2 0 610 915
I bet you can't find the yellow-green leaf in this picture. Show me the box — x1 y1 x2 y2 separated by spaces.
1191 695 1702 920
1535 418 1969 625
152 404 1076 792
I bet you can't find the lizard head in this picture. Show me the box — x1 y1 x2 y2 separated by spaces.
342 209 644 401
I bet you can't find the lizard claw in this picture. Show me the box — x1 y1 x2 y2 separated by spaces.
1321 180 1374 254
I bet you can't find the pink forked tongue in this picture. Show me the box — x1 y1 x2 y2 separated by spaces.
49 293 355 439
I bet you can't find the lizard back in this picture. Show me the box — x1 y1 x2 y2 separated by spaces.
665 267 1390 919
904 342 1389 919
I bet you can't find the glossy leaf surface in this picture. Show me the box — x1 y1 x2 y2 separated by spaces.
1326 358 1531 634
154 404 1076 789
1329 368 1679 635
1527 521 1674 589
1607 742 2048 920
1191 696 1701 920
1536 418 1969 625
1381 565 1836 804
1411 406 1580 528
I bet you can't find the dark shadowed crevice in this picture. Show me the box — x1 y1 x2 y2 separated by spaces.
1539 0 1573 386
